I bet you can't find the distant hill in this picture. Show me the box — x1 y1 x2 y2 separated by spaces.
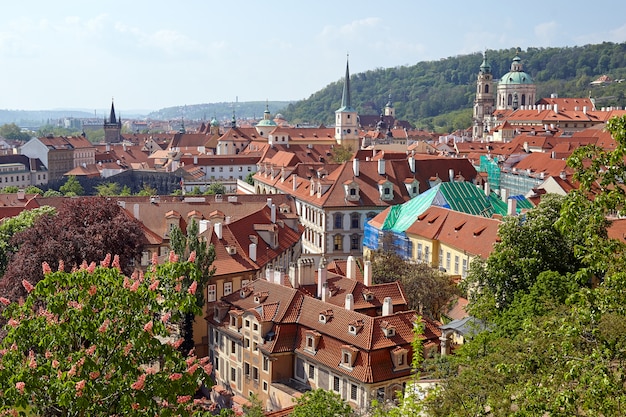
0 109 95 128
146 101 294 122
279 42 626 131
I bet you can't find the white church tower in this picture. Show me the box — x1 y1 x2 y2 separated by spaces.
335 57 360 151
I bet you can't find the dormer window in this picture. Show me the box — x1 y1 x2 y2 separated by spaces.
381 320 396 338
362 290 374 302
348 319 364 335
391 346 410 370
240 286 253 299
378 180 394 201
229 310 243 330
319 309 333 324
304 330 321 354
340 345 358 370
404 179 420 197
343 180 360 201
254 291 268 304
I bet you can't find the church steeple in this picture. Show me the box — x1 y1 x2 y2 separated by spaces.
334 55 359 150
340 58 353 110
109 100 117 124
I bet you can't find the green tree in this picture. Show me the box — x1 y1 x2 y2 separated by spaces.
245 172 255 185
371 250 458 319
94 182 121 196
464 194 584 311
204 182 225 195
0 206 56 277
24 185 44 194
0 186 18 193
137 183 158 196
120 185 132 196
59 175 84 196
0 123 32 141
43 189 62 197
330 145 354 163
291 389 354 417
0 255 214 416
242 394 265 417
169 219 216 353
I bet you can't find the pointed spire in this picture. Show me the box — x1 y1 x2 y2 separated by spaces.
109 98 117 124
340 54 352 110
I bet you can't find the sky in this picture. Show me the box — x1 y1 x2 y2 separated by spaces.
1 0 625 114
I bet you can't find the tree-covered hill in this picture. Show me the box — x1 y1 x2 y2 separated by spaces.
280 42 626 131
147 101 293 122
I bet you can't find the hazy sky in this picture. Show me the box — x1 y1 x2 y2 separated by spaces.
1 0 625 113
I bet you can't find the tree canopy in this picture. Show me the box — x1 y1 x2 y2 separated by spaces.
290 389 354 417
0 198 144 301
0 253 214 416
416 116 626 415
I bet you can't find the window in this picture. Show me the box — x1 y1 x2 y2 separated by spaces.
245 320 250 328
229 167 233 172
462 258 468 278
350 213 359 229
334 235 343 251
263 356 269 372
446 252 451 270
350 188 356 196
351 384 358 401
308 364 315 379
252 366 259 381
207 284 216 302
231 341 236 354
384 187 390 195
334 213 343 229
244 338 250 349
231 367 236 382
219 167 223 172
424 246 430 264
417 243 423 261
439 248 443 268
244 362 250 377
454 255 459 274
211 167 215 172
263 381 268 392
306 336 314 349
224 282 232 296
350 234 360 251
333 376 340 392
253 323 258 331
342 352 351 365
253 341 258 352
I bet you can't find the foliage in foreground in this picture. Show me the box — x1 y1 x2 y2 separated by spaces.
0 253 214 416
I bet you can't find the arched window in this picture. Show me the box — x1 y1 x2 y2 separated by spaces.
485 84 489 94
334 213 343 230
521 94 526 106
350 234 360 250
507 94 513 106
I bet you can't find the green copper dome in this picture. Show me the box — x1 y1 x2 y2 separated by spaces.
210 117 220 127
257 118 277 127
499 55 533 85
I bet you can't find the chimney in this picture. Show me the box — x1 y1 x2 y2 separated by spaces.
17 190 25 200
199 219 209 234
363 260 372 287
317 257 327 299
266 198 272 208
353 158 360 177
289 263 298 288
583 106 587 114
378 159 386 176
193 155 198 165
271 204 276 223
214 222 223 239
554 104 558 113
265 268 273 282
321 282 328 302
408 155 416 173
382 296 393 316
500 188 509 202
133 203 139 219
293 173 298 191
345 293 354 311
449 169 454 182
484 181 491 196
249 243 257 262
106 143 111 152
346 256 356 280
507 198 517 216
274 270 282 285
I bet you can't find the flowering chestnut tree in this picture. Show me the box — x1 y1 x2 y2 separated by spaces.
0 253 214 416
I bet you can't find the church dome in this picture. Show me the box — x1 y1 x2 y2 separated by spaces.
499 55 533 85
210 117 220 127
257 118 277 127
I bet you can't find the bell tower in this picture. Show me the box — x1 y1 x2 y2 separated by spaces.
473 52 494 139
104 99 122 143
334 56 360 151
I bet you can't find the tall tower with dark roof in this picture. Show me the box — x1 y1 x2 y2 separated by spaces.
334 56 360 151
104 99 122 143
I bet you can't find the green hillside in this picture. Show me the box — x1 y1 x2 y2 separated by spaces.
280 42 626 131
147 101 293 122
